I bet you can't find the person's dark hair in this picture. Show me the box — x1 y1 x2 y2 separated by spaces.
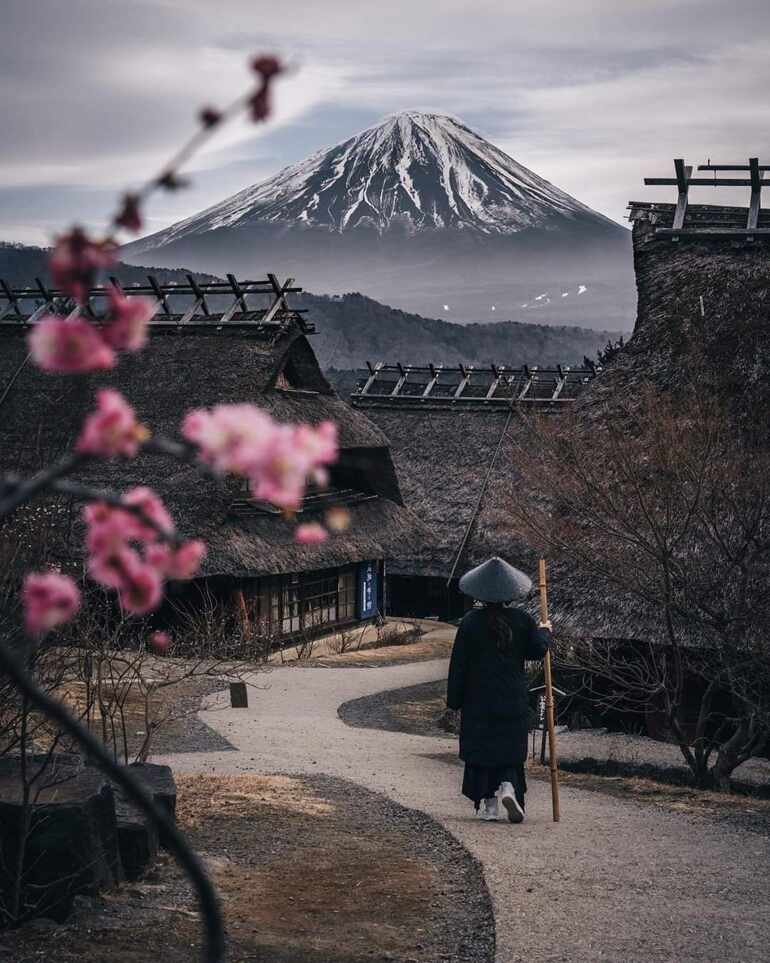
484 601 513 653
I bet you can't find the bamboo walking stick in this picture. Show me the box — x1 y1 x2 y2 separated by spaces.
538 558 561 822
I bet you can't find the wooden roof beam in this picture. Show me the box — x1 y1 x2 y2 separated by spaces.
187 274 210 316
147 275 172 315
485 365 504 400
0 279 23 322
263 273 295 324
360 361 382 396
697 162 770 171
518 365 536 400
422 364 441 398
747 157 762 238
552 364 568 400
454 364 471 399
391 363 408 396
645 176 769 187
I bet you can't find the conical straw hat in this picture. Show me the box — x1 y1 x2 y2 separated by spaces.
458 556 532 603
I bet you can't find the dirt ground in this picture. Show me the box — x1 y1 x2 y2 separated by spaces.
0 772 494 963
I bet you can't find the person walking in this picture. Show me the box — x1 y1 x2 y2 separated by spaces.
447 556 552 822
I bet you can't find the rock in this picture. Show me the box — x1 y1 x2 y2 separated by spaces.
112 790 159 882
127 763 176 849
0 763 118 925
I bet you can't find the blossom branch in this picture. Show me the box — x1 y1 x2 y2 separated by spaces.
0 452 89 519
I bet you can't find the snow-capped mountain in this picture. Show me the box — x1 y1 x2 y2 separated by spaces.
123 112 634 328
129 112 616 245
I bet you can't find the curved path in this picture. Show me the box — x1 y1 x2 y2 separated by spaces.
159 659 770 963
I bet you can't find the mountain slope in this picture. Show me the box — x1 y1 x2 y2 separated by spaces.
0 244 618 374
301 290 620 371
120 112 634 328
125 111 618 245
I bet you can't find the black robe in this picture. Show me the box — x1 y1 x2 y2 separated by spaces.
447 606 550 766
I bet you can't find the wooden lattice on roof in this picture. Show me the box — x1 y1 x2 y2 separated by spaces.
633 157 770 240
350 362 598 409
0 272 314 333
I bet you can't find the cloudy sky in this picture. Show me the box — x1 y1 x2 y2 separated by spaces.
2 0 769 245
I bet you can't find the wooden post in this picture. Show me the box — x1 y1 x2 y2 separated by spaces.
230 682 248 708
538 558 561 822
233 588 250 635
747 157 761 240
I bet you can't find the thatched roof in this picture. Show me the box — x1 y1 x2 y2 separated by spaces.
361 209 770 645
548 205 770 641
579 205 770 430
0 315 422 579
361 402 581 582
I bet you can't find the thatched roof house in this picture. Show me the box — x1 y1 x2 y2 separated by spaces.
581 201 770 429
350 363 597 617
0 275 421 638
542 199 770 642
353 196 770 622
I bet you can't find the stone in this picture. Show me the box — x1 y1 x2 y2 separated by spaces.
112 790 159 883
0 761 118 925
127 762 177 850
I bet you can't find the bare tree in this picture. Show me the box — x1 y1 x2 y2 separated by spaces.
511 384 770 790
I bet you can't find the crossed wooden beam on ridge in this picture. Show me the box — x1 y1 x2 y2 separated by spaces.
353 362 597 407
0 273 310 330
644 158 769 239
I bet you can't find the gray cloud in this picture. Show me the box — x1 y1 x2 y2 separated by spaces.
2 1 769 243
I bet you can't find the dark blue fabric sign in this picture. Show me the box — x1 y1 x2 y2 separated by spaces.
358 561 378 618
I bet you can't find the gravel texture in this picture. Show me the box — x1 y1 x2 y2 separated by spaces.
0 771 494 963
155 657 770 963
149 678 237 755
340 678 770 791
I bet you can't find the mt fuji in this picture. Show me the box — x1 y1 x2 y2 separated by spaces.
122 112 634 327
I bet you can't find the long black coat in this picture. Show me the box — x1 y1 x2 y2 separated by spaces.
446 606 550 766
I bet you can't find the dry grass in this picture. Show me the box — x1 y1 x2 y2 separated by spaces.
528 762 770 825
305 634 453 667
0 773 447 962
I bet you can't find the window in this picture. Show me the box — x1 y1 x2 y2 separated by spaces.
338 569 356 620
243 566 361 638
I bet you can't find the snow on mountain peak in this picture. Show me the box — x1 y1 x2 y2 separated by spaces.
128 111 616 251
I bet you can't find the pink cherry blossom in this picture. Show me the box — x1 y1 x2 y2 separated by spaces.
82 488 201 615
294 421 338 466
146 539 206 580
121 487 175 539
114 194 142 233
251 55 283 79
76 389 148 458
50 228 116 303
182 404 278 476
294 522 328 545
149 630 172 652
22 572 81 636
84 490 173 555
117 557 163 614
28 315 115 373
87 543 143 590
249 56 283 123
325 506 351 532
183 404 338 511
101 286 156 351
250 422 338 510
248 426 309 509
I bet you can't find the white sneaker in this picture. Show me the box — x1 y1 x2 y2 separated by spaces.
499 782 524 823
478 797 499 821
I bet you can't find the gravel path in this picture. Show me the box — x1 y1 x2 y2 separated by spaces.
157 658 770 963
339 678 770 790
